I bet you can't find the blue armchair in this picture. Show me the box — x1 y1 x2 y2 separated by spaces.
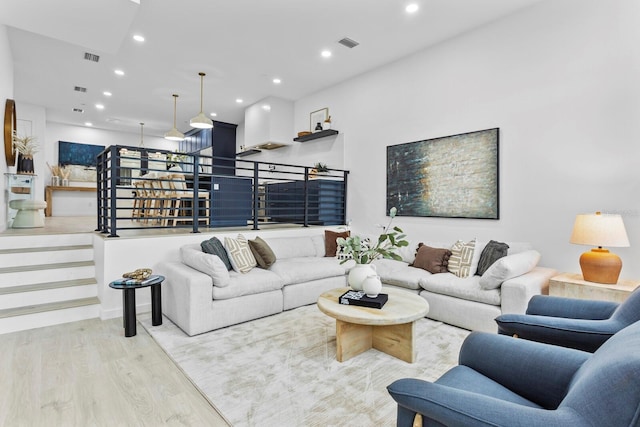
387 320 640 427
495 286 640 352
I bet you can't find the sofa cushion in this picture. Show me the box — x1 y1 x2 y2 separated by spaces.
265 235 322 259
411 243 452 274
373 258 426 291
325 230 350 257
224 234 257 273
448 239 477 278
420 273 502 306
249 236 277 269
269 257 346 286
180 244 231 288
479 250 541 290
476 240 509 276
211 268 284 300
201 236 233 270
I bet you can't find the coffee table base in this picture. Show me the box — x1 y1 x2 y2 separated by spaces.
336 319 416 363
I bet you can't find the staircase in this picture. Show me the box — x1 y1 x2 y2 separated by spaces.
0 233 100 335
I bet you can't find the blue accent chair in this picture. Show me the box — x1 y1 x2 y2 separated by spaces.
387 320 640 427
495 286 640 352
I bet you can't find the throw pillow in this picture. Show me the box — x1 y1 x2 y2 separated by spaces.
476 240 510 276
248 236 277 269
324 230 350 257
447 239 476 278
224 234 257 273
410 243 452 274
180 245 231 287
201 236 233 271
479 250 541 290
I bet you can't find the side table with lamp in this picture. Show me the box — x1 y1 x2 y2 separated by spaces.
549 211 638 303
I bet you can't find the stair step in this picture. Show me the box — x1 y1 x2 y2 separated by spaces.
0 233 93 251
0 244 92 255
0 278 97 295
0 299 100 335
0 260 94 275
0 262 95 288
0 296 100 319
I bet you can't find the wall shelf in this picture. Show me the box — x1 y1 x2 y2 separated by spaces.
293 129 338 142
236 148 262 157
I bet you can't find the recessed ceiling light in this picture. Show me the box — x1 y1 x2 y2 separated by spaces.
133 34 145 42
262 104 271 111
103 91 112 97
114 69 125 76
95 104 105 110
273 78 282 84
236 98 244 103
406 3 419 13
210 112 217 117
321 50 332 58
85 122 93 126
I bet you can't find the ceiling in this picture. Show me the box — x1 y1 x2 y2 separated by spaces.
1 0 543 138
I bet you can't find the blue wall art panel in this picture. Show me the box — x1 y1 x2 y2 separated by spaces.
387 128 499 219
58 141 105 167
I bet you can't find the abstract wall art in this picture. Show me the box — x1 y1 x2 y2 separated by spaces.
387 128 499 219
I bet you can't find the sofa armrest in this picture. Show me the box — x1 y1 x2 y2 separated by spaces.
459 332 589 409
156 261 213 336
501 266 557 314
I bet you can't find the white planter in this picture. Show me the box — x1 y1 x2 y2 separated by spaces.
348 264 376 291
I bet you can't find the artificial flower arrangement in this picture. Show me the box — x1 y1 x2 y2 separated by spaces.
12 133 39 157
336 207 409 264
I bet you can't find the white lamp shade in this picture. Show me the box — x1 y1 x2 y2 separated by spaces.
570 213 630 247
164 127 185 141
189 112 213 129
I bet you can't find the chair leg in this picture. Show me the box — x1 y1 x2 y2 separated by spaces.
397 405 421 427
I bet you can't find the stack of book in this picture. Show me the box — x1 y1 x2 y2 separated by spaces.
111 274 159 286
339 290 388 309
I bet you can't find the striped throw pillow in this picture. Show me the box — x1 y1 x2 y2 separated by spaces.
224 234 257 273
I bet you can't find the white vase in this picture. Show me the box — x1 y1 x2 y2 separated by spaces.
362 274 382 298
348 264 376 291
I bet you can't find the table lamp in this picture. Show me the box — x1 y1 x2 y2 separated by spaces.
570 212 630 284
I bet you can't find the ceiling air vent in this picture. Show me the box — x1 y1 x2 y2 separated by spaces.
83 52 100 62
338 37 359 49
74 86 87 93
73 108 84 113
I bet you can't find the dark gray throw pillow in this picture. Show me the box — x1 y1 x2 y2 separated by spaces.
201 237 233 271
476 240 510 276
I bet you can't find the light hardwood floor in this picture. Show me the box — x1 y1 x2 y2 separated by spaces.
0 317 230 426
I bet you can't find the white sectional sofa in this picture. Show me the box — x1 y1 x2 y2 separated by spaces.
158 233 555 336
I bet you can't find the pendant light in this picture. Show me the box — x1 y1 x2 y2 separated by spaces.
138 122 145 148
189 72 214 129
164 94 185 141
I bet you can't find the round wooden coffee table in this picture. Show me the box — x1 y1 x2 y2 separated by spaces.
317 287 429 363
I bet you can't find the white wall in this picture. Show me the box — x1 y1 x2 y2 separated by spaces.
0 24 14 231
288 0 640 279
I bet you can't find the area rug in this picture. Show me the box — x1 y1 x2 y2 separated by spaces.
140 305 470 427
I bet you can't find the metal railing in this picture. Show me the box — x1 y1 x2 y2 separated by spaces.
96 145 349 237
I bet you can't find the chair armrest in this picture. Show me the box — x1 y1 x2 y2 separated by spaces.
501 267 557 314
495 314 622 352
387 378 582 427
156 261 213 336
526 295 618 319
458 332 589 408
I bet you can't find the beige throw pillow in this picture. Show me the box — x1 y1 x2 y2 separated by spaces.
224 234 257 273
448 238 476 278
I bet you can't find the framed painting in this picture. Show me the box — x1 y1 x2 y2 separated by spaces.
387 128 499 219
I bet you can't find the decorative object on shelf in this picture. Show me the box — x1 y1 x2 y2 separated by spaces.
362 273 383 298
164 94 185 141
387 128 499 219
314 162 329 173
122 267 152 281
297 131 311 138
310 107 328 132
166 151 187 169
13 133 38 174
339 290 388 309
314 122 323 132
293 129 339 142
570 211 630 284
190 72 214 129
322 115 332 130
4 98 17 166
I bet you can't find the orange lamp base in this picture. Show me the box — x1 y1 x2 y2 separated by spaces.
579 248 622 284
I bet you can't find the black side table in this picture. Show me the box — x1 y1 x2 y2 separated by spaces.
109 275 164 337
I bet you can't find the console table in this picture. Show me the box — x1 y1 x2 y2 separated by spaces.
44 185 95 217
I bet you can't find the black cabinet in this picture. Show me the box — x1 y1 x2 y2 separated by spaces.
191 174 253 227
265 180 345 225
179 121 237 176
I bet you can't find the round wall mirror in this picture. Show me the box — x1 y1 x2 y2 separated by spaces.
4 99 17 166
